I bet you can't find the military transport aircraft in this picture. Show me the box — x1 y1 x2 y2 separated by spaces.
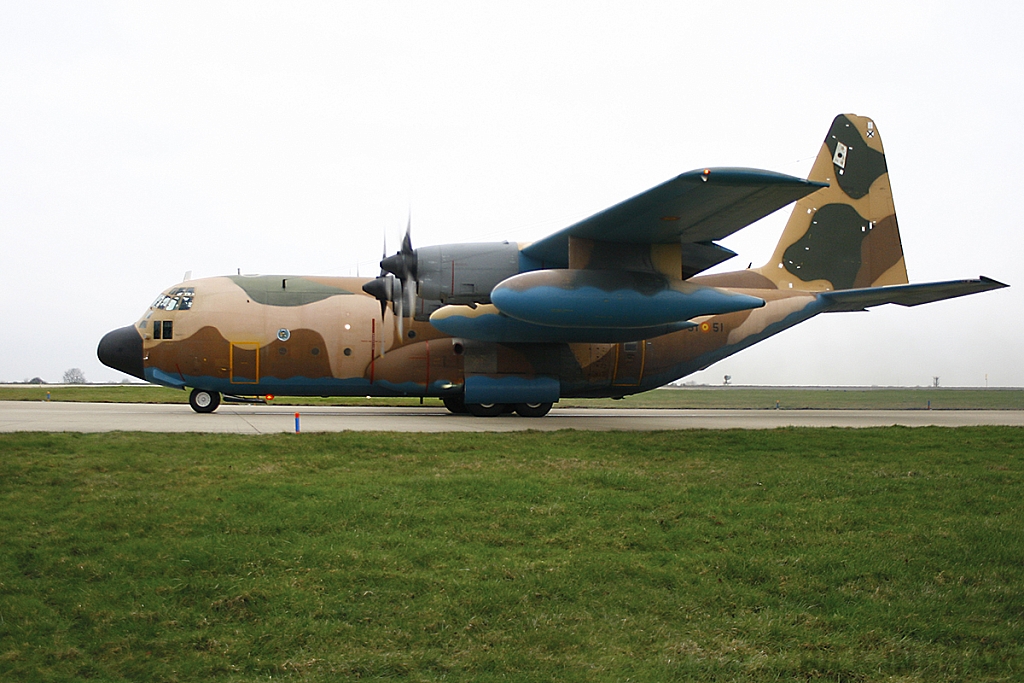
99 114 1006 416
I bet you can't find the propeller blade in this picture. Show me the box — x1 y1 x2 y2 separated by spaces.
396 279 404 342
401 214 413 257
381 215 417 279
405 271 416 319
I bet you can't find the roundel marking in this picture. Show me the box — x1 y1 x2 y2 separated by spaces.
277 328 291 342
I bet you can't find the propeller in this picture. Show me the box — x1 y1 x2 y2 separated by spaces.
381 215 417 281
361 217 418 344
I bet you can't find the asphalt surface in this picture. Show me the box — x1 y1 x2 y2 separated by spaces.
2 401 1023 433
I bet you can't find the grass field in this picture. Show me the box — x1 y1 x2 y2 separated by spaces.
2 428 1022 681
4 384 1024 410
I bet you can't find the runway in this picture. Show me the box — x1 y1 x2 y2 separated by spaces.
2 401 1023 433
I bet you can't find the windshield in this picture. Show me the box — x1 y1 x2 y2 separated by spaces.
151 287 195 311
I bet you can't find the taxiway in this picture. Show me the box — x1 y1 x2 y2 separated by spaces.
2 401 1023 433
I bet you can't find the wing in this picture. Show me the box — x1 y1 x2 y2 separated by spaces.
819 277 1008 312
520 167 826 276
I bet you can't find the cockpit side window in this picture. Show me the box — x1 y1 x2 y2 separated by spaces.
153 320 173 339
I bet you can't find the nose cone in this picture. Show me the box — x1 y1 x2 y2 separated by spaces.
97 325 145 380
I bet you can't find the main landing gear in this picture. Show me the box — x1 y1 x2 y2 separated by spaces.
188 388 221 413
442 395 553 418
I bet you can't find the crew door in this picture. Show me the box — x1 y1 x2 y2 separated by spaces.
612 340 645 387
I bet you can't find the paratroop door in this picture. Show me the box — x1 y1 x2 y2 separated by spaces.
230 343 260 384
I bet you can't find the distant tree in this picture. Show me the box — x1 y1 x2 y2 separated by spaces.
26 377 46 384
63 368 87 384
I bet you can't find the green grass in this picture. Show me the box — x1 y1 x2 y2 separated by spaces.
4 385 1024 409
1 428 1022 681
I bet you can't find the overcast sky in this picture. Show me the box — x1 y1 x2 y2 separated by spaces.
1 1 1020 386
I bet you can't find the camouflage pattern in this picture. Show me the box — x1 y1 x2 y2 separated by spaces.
751 114 908 291
98 115 1006 413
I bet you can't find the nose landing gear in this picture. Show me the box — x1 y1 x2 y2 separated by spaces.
189 388 221 413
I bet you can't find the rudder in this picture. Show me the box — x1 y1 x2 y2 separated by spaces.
755 114 909 291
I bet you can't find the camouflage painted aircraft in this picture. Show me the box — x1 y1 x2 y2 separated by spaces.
99 114 1006 416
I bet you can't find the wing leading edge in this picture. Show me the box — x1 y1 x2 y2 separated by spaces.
520 167 827 275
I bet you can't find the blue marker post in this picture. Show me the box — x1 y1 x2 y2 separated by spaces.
294 412 301 433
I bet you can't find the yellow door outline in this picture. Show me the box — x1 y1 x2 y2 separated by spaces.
229 342 260 384
612 340 645 387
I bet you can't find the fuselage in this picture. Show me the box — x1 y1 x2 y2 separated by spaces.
98 271 825 401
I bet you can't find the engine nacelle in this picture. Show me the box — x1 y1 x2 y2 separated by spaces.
415 242 522 304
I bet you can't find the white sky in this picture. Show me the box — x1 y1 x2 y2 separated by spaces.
1 1 1020 386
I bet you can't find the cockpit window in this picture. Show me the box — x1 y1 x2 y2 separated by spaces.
152 287 195 311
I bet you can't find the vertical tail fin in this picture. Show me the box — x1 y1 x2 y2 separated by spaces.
755 114 909 291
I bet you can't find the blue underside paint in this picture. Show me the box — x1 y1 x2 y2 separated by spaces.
144 369 461 398
149 368 187 389
491 284 763 328
464 375 560 405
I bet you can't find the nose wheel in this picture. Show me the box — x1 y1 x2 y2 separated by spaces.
189 388 221 413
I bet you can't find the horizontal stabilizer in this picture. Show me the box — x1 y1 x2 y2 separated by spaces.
819 276 1008 312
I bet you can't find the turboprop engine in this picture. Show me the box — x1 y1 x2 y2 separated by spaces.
363 235 522 313
412 242 521 304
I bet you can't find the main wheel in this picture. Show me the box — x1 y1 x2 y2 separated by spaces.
442 395 468 414
514 402 553 418
189 388 221 413
466 402 505 417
